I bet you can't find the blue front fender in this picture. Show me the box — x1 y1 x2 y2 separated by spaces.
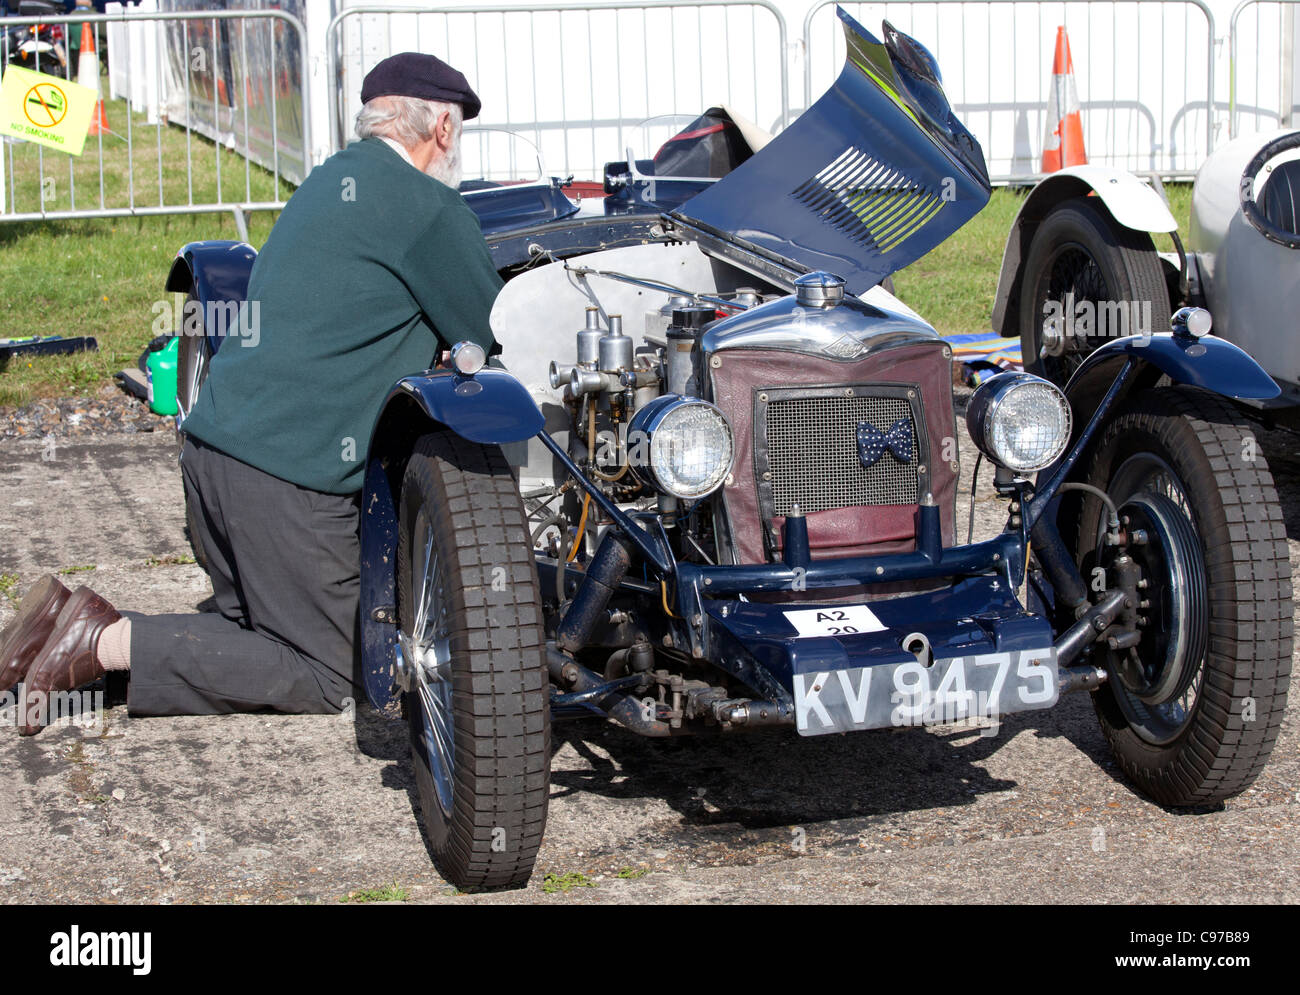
164 240 257 358
359 367 544 709
381 367 545 445
1067 332 1280 402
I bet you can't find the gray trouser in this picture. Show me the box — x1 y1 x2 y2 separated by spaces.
126 437 361 715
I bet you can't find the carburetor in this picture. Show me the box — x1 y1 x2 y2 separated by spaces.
549 308 660 411
549 307 662 489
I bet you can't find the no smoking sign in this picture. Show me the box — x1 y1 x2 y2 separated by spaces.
23 82 68 128
0 65 96 155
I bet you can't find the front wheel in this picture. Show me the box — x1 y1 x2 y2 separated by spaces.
1076 386 1291 806
396 429 550 889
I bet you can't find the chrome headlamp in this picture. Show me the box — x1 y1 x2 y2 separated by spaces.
628 395 734 499
966 372 1072 473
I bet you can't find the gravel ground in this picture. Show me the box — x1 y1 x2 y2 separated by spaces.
0 387 1296 905
1 385 173 442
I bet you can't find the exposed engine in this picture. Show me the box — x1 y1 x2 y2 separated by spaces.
512 251 960 584
537 288 767 571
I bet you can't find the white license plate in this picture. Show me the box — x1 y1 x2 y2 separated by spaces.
792 649 1059 735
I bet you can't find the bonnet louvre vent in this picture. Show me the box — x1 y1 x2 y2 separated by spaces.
791 146 944 253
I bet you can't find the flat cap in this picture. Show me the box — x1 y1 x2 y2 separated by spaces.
360 52 481 120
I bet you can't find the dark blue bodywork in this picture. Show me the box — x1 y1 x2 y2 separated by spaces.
670 8 991 296
356 328 1279 715
466 181 582 236
704 577 1051 704
1065 332 1281 406
165 240 258 361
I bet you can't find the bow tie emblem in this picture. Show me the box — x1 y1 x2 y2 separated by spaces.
856 417 914 468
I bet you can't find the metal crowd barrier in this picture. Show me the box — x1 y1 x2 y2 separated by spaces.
1230 0 1300 138
803 0 1216 182
325 1 790 183
0 8 309 238
0 0 1293 228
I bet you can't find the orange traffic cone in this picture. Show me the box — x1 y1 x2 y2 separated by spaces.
77 22 109 136
1041 26 1087 172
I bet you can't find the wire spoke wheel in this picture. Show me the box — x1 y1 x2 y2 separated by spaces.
1032 244 1112 383
176 333 208 420
1090 456 1208 745
176 290 211 420
1020 197 1170 388
178 290 213 573
405 514 456 817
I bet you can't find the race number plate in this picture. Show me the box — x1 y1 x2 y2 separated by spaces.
783 605 887 637
792 649 1059 735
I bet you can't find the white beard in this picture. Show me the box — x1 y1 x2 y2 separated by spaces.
424 139 463 190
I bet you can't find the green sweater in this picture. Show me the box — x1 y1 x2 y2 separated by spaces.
181 137 503 494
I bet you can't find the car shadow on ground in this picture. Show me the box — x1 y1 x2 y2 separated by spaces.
544 691 1115 834
352 704 446 867
347 684 1165 853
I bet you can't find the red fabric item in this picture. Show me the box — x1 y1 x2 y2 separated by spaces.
707 340 958 565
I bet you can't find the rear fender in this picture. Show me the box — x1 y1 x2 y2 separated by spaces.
164 240 257 358
991 167 1178 339
359 369 544 709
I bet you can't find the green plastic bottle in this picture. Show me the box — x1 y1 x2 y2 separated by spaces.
146 336 180 417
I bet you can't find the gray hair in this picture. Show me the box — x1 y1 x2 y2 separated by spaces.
355 95 462 148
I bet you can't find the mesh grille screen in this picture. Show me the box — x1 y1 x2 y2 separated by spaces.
766 394 919 515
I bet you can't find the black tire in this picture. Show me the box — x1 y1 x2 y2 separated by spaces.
176 290 212 421
396 429 550 889
178 290 212 573
1076 386 1291 806
1020 197 1170 387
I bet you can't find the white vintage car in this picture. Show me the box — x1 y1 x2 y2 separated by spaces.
993 129 1300 407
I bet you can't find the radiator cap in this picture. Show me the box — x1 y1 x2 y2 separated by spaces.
795 271 846 308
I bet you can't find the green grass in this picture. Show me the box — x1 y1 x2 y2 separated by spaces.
339 881 410 903
0 572 19 605
144 553 197 567
892 183 1193 336
0 74 284 408
541 871 596 893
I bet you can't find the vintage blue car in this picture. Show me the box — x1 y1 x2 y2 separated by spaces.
164 8 1291 891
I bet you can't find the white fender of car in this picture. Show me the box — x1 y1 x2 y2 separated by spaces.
990 165 1178 340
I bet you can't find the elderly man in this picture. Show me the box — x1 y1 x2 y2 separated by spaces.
0 53 501 732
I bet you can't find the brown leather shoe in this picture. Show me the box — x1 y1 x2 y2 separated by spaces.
19 586 120 736
0 575 71 696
